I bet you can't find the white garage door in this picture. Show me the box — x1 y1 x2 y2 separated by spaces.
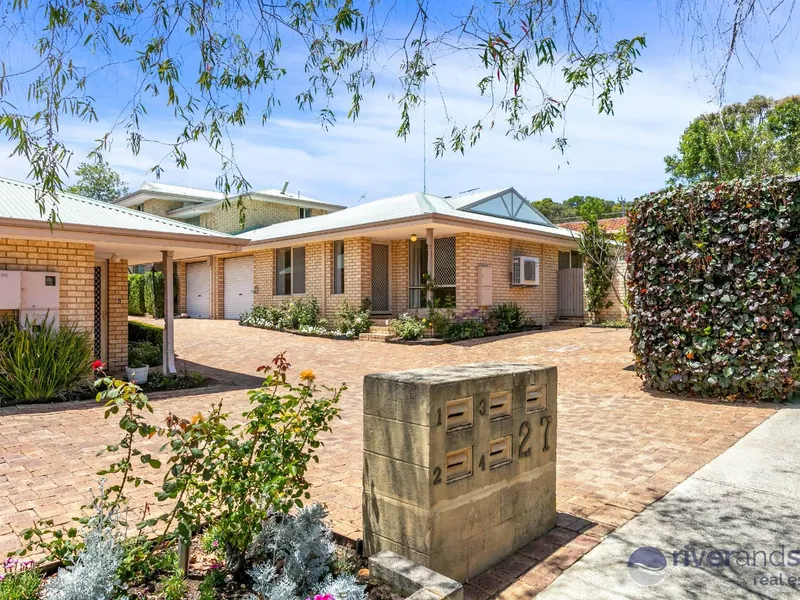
186 261 210 318
224 256 254 319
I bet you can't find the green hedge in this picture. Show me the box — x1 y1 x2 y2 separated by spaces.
129 320 164 347
628 175 800 402
144 271 165 319
128 274 147 316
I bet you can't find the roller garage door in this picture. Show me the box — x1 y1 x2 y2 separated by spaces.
223 256 254 319
186 261 210 318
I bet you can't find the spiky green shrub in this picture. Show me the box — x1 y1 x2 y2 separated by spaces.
487 302 527 332
629 175 800 401
0 319 93 404
127 274 147 316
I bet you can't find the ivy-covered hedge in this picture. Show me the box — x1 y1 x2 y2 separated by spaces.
628 176 800 402
128 274 146 316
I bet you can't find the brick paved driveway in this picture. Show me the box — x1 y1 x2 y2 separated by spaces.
0 319 775 596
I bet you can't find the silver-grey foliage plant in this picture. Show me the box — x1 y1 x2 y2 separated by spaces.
44 490 123 600
249 503 365 600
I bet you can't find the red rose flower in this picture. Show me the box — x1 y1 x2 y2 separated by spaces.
91 360 105 370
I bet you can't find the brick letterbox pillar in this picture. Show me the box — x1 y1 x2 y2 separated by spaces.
362 362 557 582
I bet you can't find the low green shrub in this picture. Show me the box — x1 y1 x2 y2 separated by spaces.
0 558 41 600
0 318 93 404
145 370 206 390
128 274 147 316
445 310 487 340
288 297 320 328
335 298 371 336
389 314 427 340
488 302 527 333
128 320 163 347
128 341 162 368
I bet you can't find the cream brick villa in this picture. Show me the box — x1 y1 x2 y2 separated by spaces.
117 182 594 325
0 176 623 374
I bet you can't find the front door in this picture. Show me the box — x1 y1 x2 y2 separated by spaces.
371 244 390 314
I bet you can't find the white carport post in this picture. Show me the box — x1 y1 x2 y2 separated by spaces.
426 227 435 306
162 250 176 375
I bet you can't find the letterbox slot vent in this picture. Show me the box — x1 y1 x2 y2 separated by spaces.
526 385 547 413
488 391 512 421
445 447 473 483
446 397 473 431
488 436 512 469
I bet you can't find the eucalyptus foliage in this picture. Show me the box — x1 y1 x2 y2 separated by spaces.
665 95 800 184
0 0 650 223
628 175 800 401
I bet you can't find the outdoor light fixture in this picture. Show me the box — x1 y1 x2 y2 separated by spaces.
110 253 121 263
410 233 418 242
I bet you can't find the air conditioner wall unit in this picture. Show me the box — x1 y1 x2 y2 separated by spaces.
511 256 540 286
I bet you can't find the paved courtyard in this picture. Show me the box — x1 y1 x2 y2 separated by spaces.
0 319 776 596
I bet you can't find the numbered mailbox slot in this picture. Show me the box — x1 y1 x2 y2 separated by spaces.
526 385 547 413
445 447 473 483
446 396 473 431
488 436 512 469
488 391 512 421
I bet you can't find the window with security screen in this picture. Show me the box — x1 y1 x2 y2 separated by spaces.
292 247 306 294
275 247 306 295
409 236 456 308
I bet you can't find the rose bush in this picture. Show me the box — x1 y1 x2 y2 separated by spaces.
628 175 800 401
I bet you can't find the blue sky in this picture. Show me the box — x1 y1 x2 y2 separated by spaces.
0 1 797 207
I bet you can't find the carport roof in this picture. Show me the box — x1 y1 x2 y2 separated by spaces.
0 176 235 237
0 176 248 263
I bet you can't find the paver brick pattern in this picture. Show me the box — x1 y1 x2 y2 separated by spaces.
0 319 774 597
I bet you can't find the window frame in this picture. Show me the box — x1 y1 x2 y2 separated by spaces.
299 207 312 219
275 246 307 296
332 240 345 295
408 236 456 309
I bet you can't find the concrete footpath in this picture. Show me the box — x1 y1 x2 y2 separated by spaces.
537 407 800 600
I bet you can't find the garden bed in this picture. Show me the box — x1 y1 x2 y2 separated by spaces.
0 371 215 407
1 356 362 600
385 324 543 345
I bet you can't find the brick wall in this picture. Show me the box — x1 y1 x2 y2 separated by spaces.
455 233 559 326
0 239 129 371
191 233 563 326
141 199 183 217
248 237 373 321
107 260 129 370
200 199 329 234
390 240 409 315
0 239 94 330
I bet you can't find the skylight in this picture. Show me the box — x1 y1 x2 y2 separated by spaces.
465 191 552 226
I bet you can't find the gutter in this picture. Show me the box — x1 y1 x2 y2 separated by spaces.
0 217 249 252
243 213 580 250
